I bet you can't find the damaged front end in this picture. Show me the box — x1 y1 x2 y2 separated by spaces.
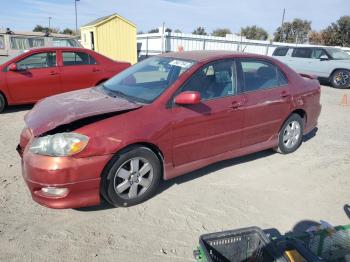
18 87 142 157
17 87 143 208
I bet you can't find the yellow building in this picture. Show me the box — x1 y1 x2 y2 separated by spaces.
80 13 137 64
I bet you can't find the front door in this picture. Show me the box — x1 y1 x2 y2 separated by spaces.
6 51 61 103
238 59 291 147
172 59 245 166
307 48 332 78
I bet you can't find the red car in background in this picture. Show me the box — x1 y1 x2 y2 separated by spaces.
0 47 130 112
18 51 321 209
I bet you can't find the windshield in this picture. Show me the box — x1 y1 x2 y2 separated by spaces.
102 56 195 103
0 51 25 65
326 48 350 60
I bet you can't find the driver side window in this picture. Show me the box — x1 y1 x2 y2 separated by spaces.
17 52 57 70
312 49 328 59
181 60 237 100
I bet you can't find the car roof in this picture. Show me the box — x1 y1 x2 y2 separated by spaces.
160 50 269 62
276 46 341 50
27 47 88 52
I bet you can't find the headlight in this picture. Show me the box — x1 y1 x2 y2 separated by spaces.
29 133 89 156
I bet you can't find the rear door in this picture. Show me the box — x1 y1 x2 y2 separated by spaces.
6 51 61 102
172 59 245 166
288 48 313 74
58 50 103 92
238 59 291 147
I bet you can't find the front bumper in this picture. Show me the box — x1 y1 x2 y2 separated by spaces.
20 149 112 209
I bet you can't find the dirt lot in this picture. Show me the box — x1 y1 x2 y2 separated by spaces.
0 85 349 261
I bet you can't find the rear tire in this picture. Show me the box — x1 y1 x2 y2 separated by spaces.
101 146 161 207
330 69 350 89
0 93 6 113
275 114 304 154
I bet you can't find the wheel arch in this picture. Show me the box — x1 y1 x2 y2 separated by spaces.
100 142 165 206
0 90 8 106
280 108 307 133
329 68 350 80
291 108 307 124
110 142 165 178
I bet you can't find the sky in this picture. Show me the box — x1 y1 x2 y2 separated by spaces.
0 0 349 35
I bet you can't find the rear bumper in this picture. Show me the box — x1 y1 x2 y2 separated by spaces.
304 103 322 134
20 150 112 209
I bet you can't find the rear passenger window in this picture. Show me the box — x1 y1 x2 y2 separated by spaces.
240 60 287 92
273 47 289 56
292 48 312 58
277 70 288 86
62 52 97 66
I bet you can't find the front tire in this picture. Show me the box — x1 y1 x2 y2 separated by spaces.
275 114 304 154
330 69 350 89
101 146 161 207
0 93 6 113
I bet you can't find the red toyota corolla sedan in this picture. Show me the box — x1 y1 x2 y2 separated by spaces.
0 47 130 112
17 51 321 209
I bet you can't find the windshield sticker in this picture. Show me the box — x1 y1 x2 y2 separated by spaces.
169 60 193 68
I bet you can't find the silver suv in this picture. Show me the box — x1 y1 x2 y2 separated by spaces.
272 46 350 89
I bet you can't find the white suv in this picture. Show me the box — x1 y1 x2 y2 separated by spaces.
272 47 350 89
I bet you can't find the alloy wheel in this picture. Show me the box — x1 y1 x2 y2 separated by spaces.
334 71 350 86
283 120 301 149
113 157 154 199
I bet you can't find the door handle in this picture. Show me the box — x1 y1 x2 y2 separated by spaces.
280 91 291 98
92 68 101 72
49 71 59 75
229 100 244 109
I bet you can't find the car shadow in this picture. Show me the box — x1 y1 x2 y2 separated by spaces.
344 204 350 219
318 78 331 87
75 129 319 212
2 104 33 114
75 149 276 212
157 149 275 195
303 127 318 143
74 199 115 212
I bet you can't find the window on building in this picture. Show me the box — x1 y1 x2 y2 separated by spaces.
0 35 5 49
10 36 44 49
52 38 80 47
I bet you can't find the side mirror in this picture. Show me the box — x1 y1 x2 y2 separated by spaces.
8 63 18 71
320 55 329 61
174 91 201 105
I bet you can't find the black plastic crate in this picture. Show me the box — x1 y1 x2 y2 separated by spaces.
199 227 287 262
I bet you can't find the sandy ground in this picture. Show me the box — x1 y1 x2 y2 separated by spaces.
0 85 349 262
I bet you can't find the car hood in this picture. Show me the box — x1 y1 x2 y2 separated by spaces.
25 87 142 136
